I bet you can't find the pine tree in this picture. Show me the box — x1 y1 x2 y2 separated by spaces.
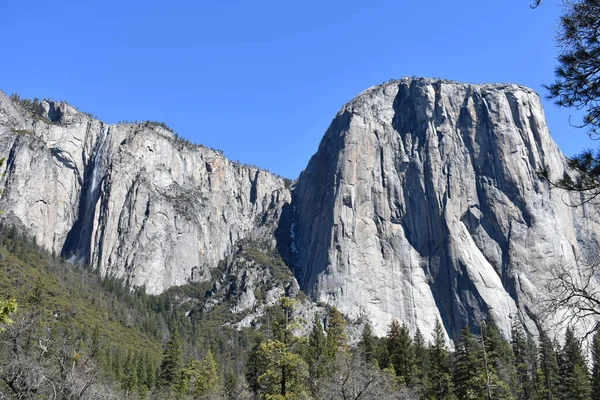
479 321 513 400
591 330 600 400
157 325 183 389
482 319 517 398
224 367 239 400
102 347 113 379
546 0 600 140
376 336 391 371
136 352 149 397
178 358 200 397
112 347 124 383
453 325 486 400
250 297 310 399
358 321 376 365
383 361 397 383
194 350 220 397
534 367 548 400
246 338 263 399
483 319 514 367
559 327 591 400
386 319 415 386
524 335 541 400
538 329 559 400
145 354 156 391
255 340 310 399
428 319 454 400
90 324 102 362
123 351 139 393
307 314 328 386
512 321 536 400
413 327 430 393
326 306 347 358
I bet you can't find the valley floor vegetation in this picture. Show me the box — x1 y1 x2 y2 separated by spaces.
0 225 599 400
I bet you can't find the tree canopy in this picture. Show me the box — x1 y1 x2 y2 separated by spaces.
542 0 600 198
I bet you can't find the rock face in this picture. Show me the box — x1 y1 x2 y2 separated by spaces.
293 78 600 338
0 92 290 294
1 78 599 340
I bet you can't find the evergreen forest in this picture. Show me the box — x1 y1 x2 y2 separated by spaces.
0 225 599 399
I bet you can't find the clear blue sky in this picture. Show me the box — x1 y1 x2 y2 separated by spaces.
0 0 588 178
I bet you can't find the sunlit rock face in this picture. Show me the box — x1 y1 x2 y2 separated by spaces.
1 77 599 341
0 92 291 294
292 78 600 338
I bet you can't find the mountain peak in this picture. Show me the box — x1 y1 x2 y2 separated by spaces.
0 79 597 341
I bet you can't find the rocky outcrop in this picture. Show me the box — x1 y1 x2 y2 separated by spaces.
0 92 290 294
293 78 600 338
1 78 599 341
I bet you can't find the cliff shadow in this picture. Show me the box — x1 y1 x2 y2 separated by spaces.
291 110 351 293
274 201 295 271
62 127 110 266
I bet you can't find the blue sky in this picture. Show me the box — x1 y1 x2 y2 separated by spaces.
0 0 588 178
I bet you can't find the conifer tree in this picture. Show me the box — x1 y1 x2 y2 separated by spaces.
135 352 145 386
194 350 220 397
591 330 600 400
224 367 239 400
256 340 309 399
559 327 591 400
178 358 201 397
383 362 397 382
112 347 124 383
376 337 391 371
123 351 139 393
246 338 263 399
326 306 347 359
145 354 156 391
358 322 376 365
413 327 430 394
546 0 600 142
512 321 535 400
482 319 517 397
102 347 113 380
387 319 415 386
307 314 327 386
136 352 149 396
454 325 486 400
428 319 454 400
157 325 183 389
483 319 514 368
538 329 559 400
524 335 541 400
534 368 548 400
479 321 513 400
250 297 310 399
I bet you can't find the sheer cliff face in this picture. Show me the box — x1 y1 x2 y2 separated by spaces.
293 78 600 337
0 92 290 294
1 78 599 339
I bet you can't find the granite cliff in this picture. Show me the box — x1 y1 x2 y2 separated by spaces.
0 78 598 340
0 93 290 294
293 78 600 337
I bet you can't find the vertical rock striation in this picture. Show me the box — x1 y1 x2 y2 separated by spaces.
293 78 600 338
0 91 290 294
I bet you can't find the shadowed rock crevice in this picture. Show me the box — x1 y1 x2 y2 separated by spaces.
293 110 351 292
274 201 294 271
62 126 110 265
249 170 259 205
47 102 64 123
